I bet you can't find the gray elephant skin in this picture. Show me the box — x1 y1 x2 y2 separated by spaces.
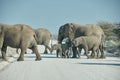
16 28 52 54
72 36 101 58
51 42 70 58
34 28 52 54
0 23 41 61
51 44 62 57
58 23 105 58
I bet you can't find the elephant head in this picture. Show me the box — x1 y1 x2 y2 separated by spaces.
58 23 76 43
72 38 82 47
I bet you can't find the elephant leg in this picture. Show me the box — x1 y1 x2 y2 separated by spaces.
72 47 77 58
62 51 65 58
90 51 95 58
68 47 72 58
17 47 26 61
60 51 63 58
96 49 99 59
92 49 97 59
16 48 19 54
44 46 48 54
77 48 81 58
1 46 7 61
84 48 90 59
56 50 59 58
66 50 69 58
99 45 106 59
63 50 66 58
44 45 52 54
32 46 42 61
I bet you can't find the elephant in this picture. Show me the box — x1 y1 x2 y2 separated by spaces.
58 23 105 58
51 44 62 58
72 36 101 59
61 37 72 58
16 28 52 54
34 28 52 54
51 38 71 58
0 23 42 61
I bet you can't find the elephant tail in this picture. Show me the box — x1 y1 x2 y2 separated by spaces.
33 33 38 44
101 34 106 50
0 27 4 48
50 34 53 47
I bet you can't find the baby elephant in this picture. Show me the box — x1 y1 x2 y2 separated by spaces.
51 44 62 58
51 43 70 58
72 36 100 59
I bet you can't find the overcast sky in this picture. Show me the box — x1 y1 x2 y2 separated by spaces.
0 0 120 34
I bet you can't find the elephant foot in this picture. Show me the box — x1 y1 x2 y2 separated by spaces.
43 51 48 54
35 57 42 61
90 54 94 57
72 56 77 58
17 58 24 61
100 55 106 59
2 55 8 61
87 56 91 59
67 56 70 58
25 52 27 54
2 58 8 61
90 55 97 59
88 56 93 59
77 57 80 59
90 55 94 58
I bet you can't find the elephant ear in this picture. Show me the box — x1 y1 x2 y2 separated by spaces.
58 25 65 43
59 25 65 35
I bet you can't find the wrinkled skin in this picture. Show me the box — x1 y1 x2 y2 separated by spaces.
58 23 105 58
34 28 52 54
72 36 100 59
0 23 41 61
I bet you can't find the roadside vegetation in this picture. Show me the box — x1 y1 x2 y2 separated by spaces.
98 21 120 55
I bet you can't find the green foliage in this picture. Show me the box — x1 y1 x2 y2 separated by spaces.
113 23 120 39
98 21 120 55
97 21 117 37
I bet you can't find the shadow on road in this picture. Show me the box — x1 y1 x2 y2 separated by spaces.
78 62 120 66
23 54 57 59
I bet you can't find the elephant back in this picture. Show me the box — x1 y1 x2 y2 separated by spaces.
74 24 104 39
35 28 51 45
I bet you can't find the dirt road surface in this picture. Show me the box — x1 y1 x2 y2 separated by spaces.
0 53 120 80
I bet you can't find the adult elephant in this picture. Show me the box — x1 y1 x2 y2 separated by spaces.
34 28 52 54
0 23 41 61
58 23 105 58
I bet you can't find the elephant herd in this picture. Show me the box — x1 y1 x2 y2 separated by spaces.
57 23 106 59
0 23 106 61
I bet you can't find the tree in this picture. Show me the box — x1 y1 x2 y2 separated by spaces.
113 23 120 40
98 21 120 55
97 21 117 40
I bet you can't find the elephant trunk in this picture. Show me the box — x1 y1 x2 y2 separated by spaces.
58 36 63 44
33 34 39 44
